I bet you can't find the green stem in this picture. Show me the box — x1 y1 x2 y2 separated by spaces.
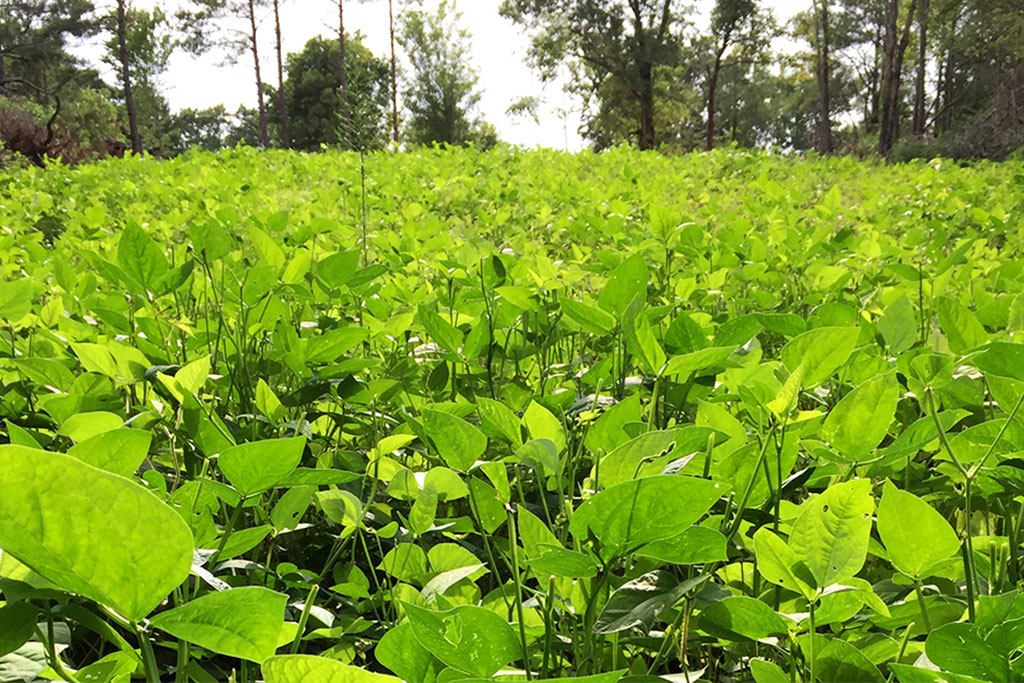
913 580 932 632
137 624 161 683
290 583 320 654
507 506 532 680
210 497 246 566
808 600 817 683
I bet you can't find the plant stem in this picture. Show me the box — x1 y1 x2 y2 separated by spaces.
137 624 161 683
913 579 932 632
808 599 817 683
507 505 532 680
290 583 320 654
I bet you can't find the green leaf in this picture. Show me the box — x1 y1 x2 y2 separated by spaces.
789 479 874 587
663 346 739 378
375 622 437 682
421 409 487 471
635 526 728 565
599 427 718 487
767 363 804 419
698 596 788 641
0 446 193 621
878 294 917 354
403 603 520 677
409 480 438 535
0 602 38 657
0 280 34 322
561 299 616 336
821 372 899 461
218 437 306 496
305 327 370 364
149 586 286 662
937 297 988 353
418 307 463 355
263 656 401 683
117 223 168 293
57 411 123 443
380 544 428 585
971 342 1024 382
624 300 666 375
67 428 151 478
477 397 523 447
925 623 1010 681
522 400 566 453
752 527 816 600
597 253 648 321
890 664 989 683
595 571 708 634
806 634 886 682
780 327 859 386
750 658 790 683
570 475 724 561
878 480 960 579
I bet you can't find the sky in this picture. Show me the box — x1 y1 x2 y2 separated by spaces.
77 0 808 151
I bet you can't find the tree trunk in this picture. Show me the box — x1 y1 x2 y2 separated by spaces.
912 0 928 136
638 60 655 150
247 0 270 148
273 0 289 148
814 0 834 154
116 0 143 155
338 0 352 148
388 0 399 143
878 0 918 157
705 36 729 152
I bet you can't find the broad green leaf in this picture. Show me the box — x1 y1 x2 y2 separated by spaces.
878 481 960 579
305 327 369 364
409 481 438 535
380 544 428 585
117 223 168 292
0 602 37 657
403 603 520 677
149 587 286 662
635 526 728 565
781 327 858 386
937 297 988 353
570 475 724 561
561 298 616 336
698 596 788 641
0 446 193 621
878 294 917 354
263 656 400 683
663 346 739 378
625 300 666 375
514 438 561 476
584 393 643 454
753 527 816 600
316 250 361 289
218 437 305 496
821 372 899 461
599 426 718 487
925 623 1010 681
418 307 463 355
421 409 487 471
4 420 41 449
767 363 804 419
597 253 648 321
256 379 285 421
789 479 874 587
477 397 523 447
595 571 708 634
0 280 33 322
805 634 886 682
750 658 790 683
971 342 1024 382
67 428 151 478
57 411 123 443
522 400 565 453
375 622 436 682
889 664 989 683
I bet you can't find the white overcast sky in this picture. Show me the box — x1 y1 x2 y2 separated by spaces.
77 0 807 150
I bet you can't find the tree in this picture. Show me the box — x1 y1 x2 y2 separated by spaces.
812 0 834 152
501 0 685 151
878 0 918 156
0 0 99 93
273 0 288 147
104 4 172 154
398 0 490 147
703 0 763 150
911 0 927 135
276 35 390 151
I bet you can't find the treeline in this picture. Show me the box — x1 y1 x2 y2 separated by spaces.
2 0 1023 165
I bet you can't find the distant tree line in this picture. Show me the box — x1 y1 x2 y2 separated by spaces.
2 0 1023 165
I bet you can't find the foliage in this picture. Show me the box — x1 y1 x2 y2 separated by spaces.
0 147 1023 682
398 0 492 149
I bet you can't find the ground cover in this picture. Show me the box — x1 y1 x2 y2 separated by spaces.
0 147 1023 682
